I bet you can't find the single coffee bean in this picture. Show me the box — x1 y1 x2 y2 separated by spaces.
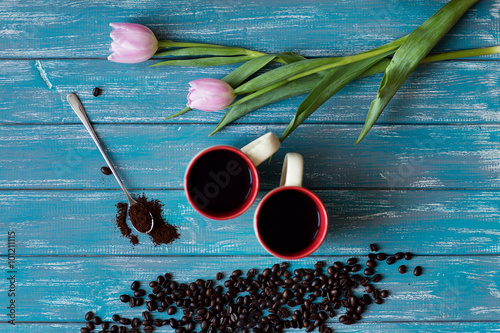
364 268 374 276
131 281 140 291
366 260 377 268
134 289 146 297
347 258 357 265
365 284 373 293
374 297 383 304
413 266 423 276
119 318 129 325
92 317 102 325
112 314 120 322
100 166 112 175
386 256 396 265
398 265 407 274
395 252 404 260
405 252 413 260
135 297 143 307
110 325 118 333
80 328 90 333
333 261 343 270
144 326 153 333
369 244 378 252
86 322 95 331
376 253 387 261
216 272 223 280
84 311 94 321
102 322 109 330
119 294 130 303
372 274 382 283
351 264 361 272
92 87 102 97
381 290 389 298
167 306 176 315
232 269 242 277
131 318 140 328
129 297 135 308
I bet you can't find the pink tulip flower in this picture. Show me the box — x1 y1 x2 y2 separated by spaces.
108 23 158 63
187 78 236 112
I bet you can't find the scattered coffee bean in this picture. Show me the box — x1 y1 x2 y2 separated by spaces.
395 252 404 260
84 311 94 321
80 248 424 332
369 244 378 252
80 328 90 333
86 322 95 331
130 281 140 291
92 87 102 97
405 252 413 260
413 266 423 276
347 258 357 265
100 166 112 175
398 265 407 274
92 316 102 325
366 260 377 268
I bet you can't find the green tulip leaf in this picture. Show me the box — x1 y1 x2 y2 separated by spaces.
356 0 480 144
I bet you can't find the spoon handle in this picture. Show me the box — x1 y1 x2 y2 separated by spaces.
66 93 137 205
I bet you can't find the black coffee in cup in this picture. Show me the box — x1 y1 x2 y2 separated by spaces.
256 189 320 255
186 149 254 214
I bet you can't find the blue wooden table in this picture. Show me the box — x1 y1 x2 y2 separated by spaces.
1 0 500 332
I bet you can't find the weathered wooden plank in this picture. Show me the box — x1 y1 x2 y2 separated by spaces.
2 190 499 255
0 256 498 323
1 124 500 189
1 322 500 333
0 0 497 58
1 59 499 124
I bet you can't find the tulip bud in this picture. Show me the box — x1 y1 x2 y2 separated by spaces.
108 23 158 64
187 78 236 112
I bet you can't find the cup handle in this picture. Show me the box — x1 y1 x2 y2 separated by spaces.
240 132 281 167
279 153 303 187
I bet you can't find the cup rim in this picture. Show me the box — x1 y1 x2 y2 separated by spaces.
184 145 260 220
254 186 328 260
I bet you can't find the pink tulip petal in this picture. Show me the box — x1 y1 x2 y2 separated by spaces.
108 23 158 64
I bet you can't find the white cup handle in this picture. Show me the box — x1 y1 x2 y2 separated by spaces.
240 132 281 167
279 153 303 187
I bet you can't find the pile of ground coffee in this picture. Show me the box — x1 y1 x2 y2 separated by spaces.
79 245 423 333
114 194 179 246
115 202 139 246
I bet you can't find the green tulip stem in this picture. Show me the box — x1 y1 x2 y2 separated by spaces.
157 40 269 58
229 81 288 107
421 45 500 63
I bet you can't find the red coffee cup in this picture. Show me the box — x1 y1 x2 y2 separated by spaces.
185 133 281 220
254 153 328 259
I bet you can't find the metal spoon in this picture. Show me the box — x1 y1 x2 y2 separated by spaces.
66 93 154 234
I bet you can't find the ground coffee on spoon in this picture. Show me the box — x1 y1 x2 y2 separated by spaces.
115 194 179 246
